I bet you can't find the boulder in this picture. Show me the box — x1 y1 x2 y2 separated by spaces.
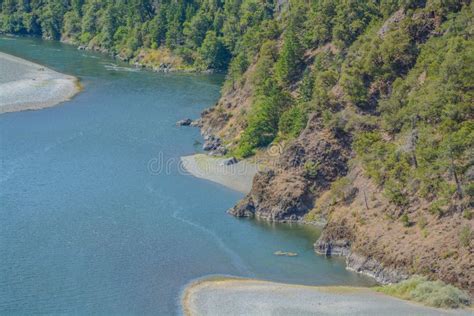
190 119 202 127
220 157 238 166
202 135 221 150
209 147 227 156
176 118 193 126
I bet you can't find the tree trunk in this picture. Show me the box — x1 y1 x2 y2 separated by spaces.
363 190 369 210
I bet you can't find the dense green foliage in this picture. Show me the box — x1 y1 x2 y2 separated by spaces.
354 5 474 209
377 276 470 308
0 0 276 70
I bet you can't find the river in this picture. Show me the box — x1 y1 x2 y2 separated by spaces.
0 36 373 315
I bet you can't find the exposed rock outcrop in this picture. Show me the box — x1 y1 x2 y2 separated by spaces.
345 252 409 284
229 115 351 221
314 222 353 256
176 118 192 126
314 239 351 257
230 170 312 221
312 165 474 294
201 133 227 156
378 9 405 38
220 157 238 166
314 221 409 284
316 241 409 284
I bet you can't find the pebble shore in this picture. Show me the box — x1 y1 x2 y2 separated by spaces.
183 277 472 316
0 52 80 114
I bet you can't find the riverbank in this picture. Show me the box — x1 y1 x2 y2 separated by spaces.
0 52 80 114
180 154 258 193
182 277 472 316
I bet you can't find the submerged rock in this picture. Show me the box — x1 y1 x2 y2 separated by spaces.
176 118 192 126
273 250 298 257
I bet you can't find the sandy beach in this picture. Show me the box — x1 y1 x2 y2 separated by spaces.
0 52 80 114
182 277 472 316
181 154 258 193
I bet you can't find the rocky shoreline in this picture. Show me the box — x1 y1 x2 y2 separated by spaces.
196 114 472 298
76 43 188 73
195 114 404 286
315 239 409 285
75 41 219 74
196 104 472 295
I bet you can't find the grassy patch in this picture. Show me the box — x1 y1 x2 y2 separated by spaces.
376 276 470 309
135 48 189 71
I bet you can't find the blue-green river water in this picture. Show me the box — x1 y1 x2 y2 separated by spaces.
0 36 373 315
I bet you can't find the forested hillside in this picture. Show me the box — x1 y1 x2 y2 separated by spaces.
1 0 275 71
2 0 473 296
222 0 473 296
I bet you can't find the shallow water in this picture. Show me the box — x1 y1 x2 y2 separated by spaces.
0 36 374 315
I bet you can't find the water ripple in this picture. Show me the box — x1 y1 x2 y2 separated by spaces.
171 210 253 277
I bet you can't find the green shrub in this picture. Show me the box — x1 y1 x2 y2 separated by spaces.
417 216 427 229
79 32 92 44
331 177 352 201
459 226 472 248
463 210 473 220
400 214 410 227
377 276 470 308
465 183 474 199
235 141 255 159
384 180 409 207
304 161 319 178
428 200 446 217
278 106 307 139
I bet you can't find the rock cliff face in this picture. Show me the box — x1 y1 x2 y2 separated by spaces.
230 115 351 221
314 222 409 284
230 169 312 220
345 252 410 284
312 162 473 292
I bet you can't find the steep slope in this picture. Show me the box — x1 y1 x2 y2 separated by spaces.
200 1 474 295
